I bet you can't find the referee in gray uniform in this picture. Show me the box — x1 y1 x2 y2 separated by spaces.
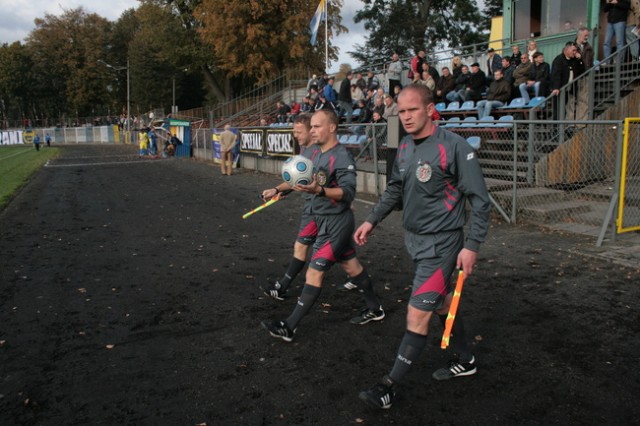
261 109 385 342
356 84 490 409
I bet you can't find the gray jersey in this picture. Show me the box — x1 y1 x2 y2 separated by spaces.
310 143 356 215
366 127 490 251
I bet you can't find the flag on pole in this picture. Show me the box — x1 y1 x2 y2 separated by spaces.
310 0 325 46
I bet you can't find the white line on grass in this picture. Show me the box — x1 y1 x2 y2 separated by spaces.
45 160 166 168
0 148 31 162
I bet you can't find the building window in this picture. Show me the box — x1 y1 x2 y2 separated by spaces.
512 0 588 41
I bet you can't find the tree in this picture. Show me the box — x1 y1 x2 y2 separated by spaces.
195 0 347 91
0 42 35 126
349 0 489 67
26 7 114 122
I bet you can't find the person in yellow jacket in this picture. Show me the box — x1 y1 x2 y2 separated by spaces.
138 128 149 156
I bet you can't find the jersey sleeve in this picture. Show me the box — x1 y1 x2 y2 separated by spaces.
452 141 491 251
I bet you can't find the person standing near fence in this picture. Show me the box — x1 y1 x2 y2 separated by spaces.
603 0 631 64
45 133 51 147
355 84 490 410
219 124 237 176
33 133 41 151
627 0 640 60
387 53 403 96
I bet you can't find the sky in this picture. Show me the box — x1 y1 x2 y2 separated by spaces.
0 0 366 73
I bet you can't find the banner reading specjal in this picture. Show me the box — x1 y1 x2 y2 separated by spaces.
0 130 25 145
238 128 299 157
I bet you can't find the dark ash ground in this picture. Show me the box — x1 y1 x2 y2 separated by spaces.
1 144 639 425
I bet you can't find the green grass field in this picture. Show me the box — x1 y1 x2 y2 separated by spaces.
0 145 59 208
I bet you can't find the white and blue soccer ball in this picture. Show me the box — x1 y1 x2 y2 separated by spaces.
282 155 314 186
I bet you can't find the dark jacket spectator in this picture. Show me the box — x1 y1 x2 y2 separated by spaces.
550 42 585 94
435 68 456 103
465 63 486 101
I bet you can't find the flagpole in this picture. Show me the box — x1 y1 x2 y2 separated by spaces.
324 0 329 71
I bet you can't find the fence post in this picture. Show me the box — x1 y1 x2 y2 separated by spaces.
511 121 519 224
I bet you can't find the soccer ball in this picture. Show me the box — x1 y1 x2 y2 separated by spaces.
282 155 314 186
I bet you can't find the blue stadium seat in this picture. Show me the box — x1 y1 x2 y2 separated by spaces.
478 116 495 127
527 96 546 108
466 136 481 150
461 116 477 127
459 100 475 110
352 108 361 117
346 134 359 145
435 102 446 112
500 97 525 109
338 134 350 144
496 115 514 127
445 101 460 111
443 117 461 127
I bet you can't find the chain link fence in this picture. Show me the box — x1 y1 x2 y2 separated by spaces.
443 118 628 233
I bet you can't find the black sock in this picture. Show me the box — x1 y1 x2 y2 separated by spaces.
438 313 472 362
278 257 306 291
388 330 427 384
284 284 321 330
350 268 381 311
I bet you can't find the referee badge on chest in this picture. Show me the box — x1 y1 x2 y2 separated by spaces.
316 171 327 186
415 161 432 182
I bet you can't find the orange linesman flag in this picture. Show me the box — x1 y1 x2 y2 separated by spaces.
441 270 466 349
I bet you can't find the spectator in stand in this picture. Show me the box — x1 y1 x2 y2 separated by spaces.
372 95 385 117
409 50 426 81
451 56 464 78
574 27 595 122
510 44 523 66
476 68 512 118
351 83 364 103
365 88 376 110
463 63 486 102
415 70 436 91
355 99 373 124
373 87 385 104
603 0 630 64
301 96 314 114
276 101 291 123
382 94 398 120
288 100 301 123
501 57 515 85
519 52 550 103
309 86 319 102
446 64 471 103
500 57 516 100
307 74 318 94
550 42 585 120
512 54 534 96
355 72 367 93
626 0 640 60
435 66 456 103
314 92 331 111
486 47 502 82
392 85 402 102
387 53 403 95
318 73 329 91
527 40 539 62
367 70 380 91
323 76 338 109
338 71 354 123
362 111 387 161
421 61 439 82
575 27 594 69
